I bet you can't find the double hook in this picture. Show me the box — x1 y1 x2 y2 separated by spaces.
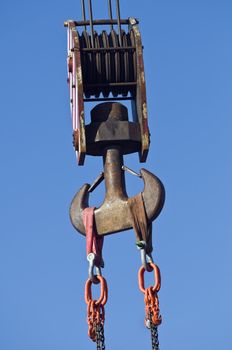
70 147 165 237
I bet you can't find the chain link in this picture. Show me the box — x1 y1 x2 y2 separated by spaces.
149 313 160 350
96 323 106 350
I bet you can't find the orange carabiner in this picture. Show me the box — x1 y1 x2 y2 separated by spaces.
138 262 161 294
85 275 108 306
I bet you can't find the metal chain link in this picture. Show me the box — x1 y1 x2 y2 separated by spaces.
96 323 106 350
149 313 160 350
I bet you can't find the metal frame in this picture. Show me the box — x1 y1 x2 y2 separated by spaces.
65 0 149 164
67 22 86 165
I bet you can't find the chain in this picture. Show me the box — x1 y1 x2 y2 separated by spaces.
149 313 160 350
96 323 106 350
138 263 162 350
85 276 108 344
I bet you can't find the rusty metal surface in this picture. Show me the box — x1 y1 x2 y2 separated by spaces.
85 102 140 156
69 102 164 236
129 17 150 163
66 13 150 164
85 121 140 155
70 166 165 235
64 19 138 28
67 22 86 165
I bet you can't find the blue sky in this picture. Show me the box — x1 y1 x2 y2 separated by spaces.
1 0 232 349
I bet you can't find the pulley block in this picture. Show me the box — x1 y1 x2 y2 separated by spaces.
65 13 149 165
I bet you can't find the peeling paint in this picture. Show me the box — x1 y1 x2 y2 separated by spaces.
142 102 148 119
77 66 82 85
140 71 145 84
142 133 150 148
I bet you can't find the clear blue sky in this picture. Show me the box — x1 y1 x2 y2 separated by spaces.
1 0 232 349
